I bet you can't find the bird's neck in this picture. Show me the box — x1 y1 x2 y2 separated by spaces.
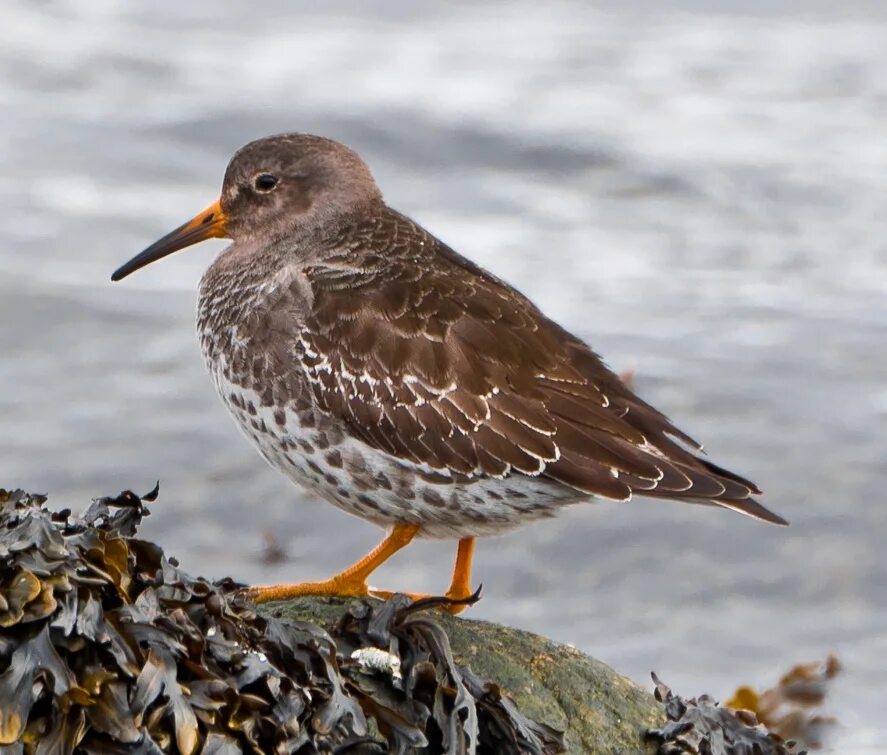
197 240 284 341
198 204 415 323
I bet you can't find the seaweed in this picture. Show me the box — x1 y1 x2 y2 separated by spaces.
725 657 839 750
647 655 840 753
647 673 806 755
0 487 564 754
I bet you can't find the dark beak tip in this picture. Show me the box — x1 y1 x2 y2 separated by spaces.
110 199 226 284
110 264 131 282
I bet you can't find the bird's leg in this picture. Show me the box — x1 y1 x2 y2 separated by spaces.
373 536 479 613
444 537 476 615
247 523 419 603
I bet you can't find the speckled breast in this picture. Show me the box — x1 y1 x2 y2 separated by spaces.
195 263 384 527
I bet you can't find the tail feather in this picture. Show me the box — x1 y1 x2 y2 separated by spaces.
712 496 788 526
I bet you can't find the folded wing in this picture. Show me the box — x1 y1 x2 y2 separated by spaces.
294 210 786 525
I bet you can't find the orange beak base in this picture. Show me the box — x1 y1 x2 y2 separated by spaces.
111 200 228 282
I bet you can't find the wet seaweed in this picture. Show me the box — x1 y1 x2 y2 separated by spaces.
333 595 564 754
0 487 564 754
647 673 806 755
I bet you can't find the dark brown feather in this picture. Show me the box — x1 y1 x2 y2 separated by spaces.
292 207 784 525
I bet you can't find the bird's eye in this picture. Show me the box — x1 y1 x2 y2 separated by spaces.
253 173 279 192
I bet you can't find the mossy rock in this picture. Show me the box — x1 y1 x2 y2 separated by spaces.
271 597 664 754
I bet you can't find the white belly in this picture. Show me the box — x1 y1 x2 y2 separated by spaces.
204 356 583 539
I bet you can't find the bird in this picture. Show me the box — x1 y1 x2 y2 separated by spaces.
112 133 786 613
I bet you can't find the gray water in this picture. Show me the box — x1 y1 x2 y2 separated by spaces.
1 1 885 750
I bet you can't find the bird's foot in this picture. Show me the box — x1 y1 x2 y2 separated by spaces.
243 528 480 614
245 580 481 615
246 575 371 603
443 582 482 615
246 523 421 604
368 584 481 615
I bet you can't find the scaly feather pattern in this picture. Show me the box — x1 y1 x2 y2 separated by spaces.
277 207 785 525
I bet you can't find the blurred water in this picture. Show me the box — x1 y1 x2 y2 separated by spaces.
1 1 885 750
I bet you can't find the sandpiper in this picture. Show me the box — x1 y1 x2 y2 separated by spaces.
112 133 786 612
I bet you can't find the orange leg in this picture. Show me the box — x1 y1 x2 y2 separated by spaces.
446 537 476 607
371 536 477 614
248 523 419 603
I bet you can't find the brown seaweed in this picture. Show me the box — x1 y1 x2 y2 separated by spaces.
0 487 564 754
726 657 839 750
647 673 806 755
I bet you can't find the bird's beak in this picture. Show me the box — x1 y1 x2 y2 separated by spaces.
111 199 229 281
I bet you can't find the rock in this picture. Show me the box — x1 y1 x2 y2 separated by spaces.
271 597 665 754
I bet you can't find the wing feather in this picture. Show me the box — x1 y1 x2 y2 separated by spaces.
294 208 785 525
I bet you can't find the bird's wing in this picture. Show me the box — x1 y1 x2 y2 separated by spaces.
295 211 785 525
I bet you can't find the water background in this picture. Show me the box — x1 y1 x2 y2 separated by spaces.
1 2 885 750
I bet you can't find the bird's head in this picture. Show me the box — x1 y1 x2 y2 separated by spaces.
111 133 382 281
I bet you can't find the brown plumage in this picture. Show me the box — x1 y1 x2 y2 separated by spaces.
112 133 785 611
